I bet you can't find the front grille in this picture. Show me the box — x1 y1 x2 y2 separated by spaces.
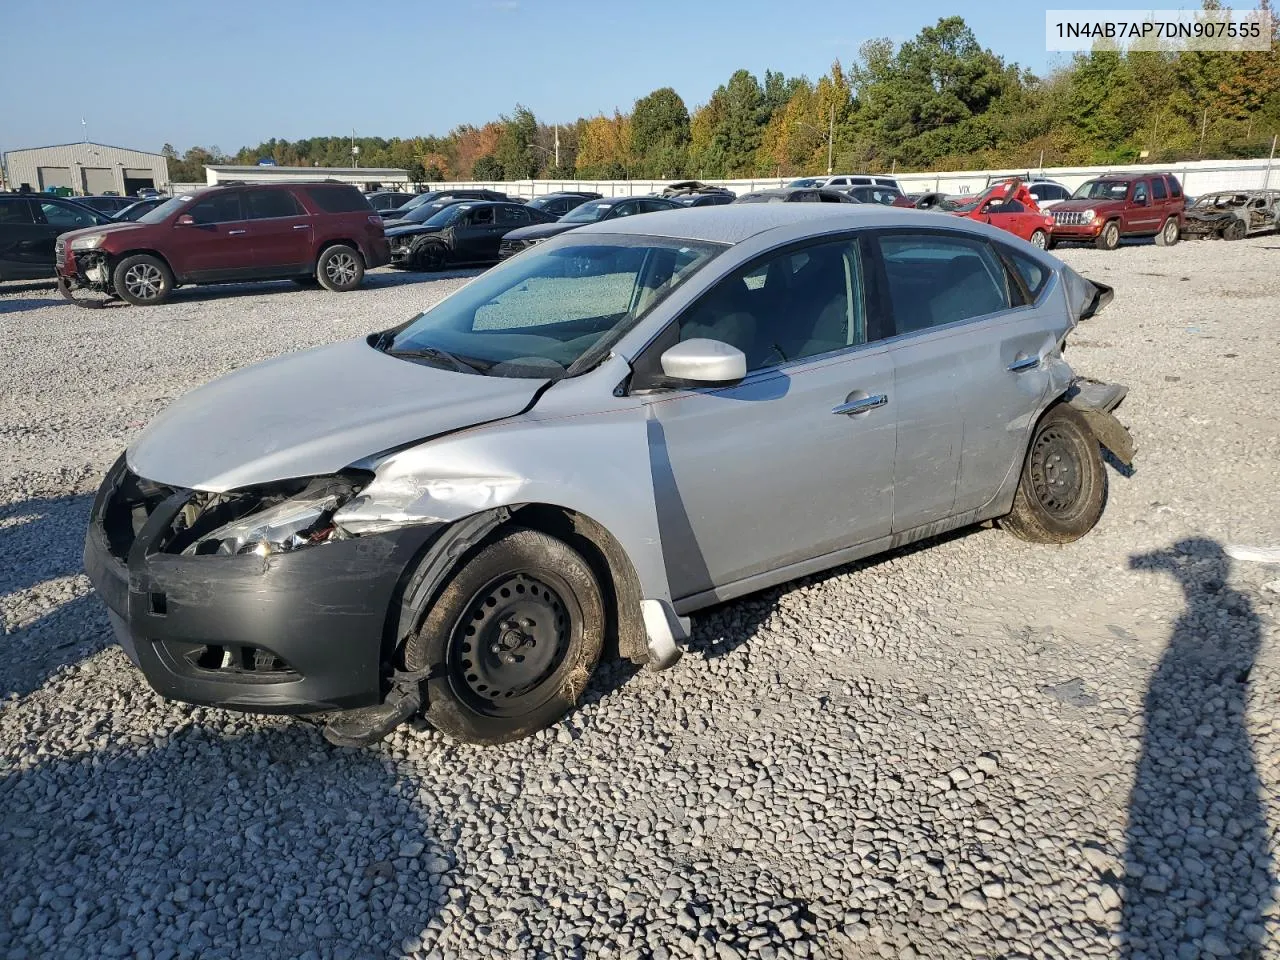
54 236 66 265
1054 211 1092 226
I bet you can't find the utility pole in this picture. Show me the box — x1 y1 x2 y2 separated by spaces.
827 103 835 176
1199 107 1209 156
81 118 87 143
1265 133 1277 189
554 125 560 171
351 128 359 168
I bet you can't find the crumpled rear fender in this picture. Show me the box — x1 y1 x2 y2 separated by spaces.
1063 377 1136 466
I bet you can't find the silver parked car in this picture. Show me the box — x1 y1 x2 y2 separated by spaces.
84 205 1132 747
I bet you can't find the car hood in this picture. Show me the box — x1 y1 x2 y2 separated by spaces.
385 223 444 239
503 221 579 242
60 221 150 243
127 338 548 492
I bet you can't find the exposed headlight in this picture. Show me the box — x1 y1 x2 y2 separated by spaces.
1082 209 1096 222
70 234 105 250
185 492 343 556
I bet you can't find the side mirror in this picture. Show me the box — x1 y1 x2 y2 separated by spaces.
659 338 747 384
175 214 195 226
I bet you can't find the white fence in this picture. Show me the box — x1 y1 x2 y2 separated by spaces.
173 156 1277 200
423 157 1278 198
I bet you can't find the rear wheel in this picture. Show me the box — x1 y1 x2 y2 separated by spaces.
316 244 364 292
1029 229 1048 250
403 529 605 745
112 254 174 306
1154 216 1180 246
1094 220 1121 251
1223 219 1247 241
1000 404 1107 544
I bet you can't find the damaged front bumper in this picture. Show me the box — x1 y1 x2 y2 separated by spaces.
83 457 439 713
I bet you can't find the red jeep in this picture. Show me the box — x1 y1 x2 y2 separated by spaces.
56 182 391 305
1048 173 1185 250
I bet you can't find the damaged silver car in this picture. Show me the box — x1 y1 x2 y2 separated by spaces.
84 205 1132 747
1181 189 1280 240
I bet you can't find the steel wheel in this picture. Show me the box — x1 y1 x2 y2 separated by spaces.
447 570 579 718
1028 424 1085 518
324 251 358 286
123 262 165 301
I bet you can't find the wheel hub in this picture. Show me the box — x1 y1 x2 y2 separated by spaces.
450 572 571 711
1030 426 1082 514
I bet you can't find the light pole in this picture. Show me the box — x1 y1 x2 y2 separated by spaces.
351 128 359 168
793 104 836 176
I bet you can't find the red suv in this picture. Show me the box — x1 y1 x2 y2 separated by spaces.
1048 173 1185 250
56 182 391 305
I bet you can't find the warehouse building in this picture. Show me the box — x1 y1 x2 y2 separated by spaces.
2 142 170 196
204 164 410 191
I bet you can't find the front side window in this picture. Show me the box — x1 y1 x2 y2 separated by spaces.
469 207 495 225
188 192 244 224
877 232 1014 334
246 189 304 219
676 238 868 372
381 236 721 377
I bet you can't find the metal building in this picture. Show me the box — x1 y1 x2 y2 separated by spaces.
2 142 170 196
204 164 410 191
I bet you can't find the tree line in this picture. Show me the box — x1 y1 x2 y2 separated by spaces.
162 12 1280 184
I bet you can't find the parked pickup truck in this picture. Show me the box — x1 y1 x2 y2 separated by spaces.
1048 173 1185 250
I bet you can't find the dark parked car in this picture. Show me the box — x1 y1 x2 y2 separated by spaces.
498 196 682 259
382 189 510 219
0 195 112 281
388 200 557 270
525 192 602 218
663 182 736 206
734 188 858 204
365 191 421 214
1048 173 1185 250
846 185 914 208
112 198 169 222
56 182 390 305
74 195 137 216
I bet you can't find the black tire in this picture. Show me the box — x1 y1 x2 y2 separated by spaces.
1000 404 1107 544
1094 220 1120 251
413 241 448 272
315 244 364 292
1028 229 1048 250
111 253 174 306
1223 219 1247 241
1154 216 1180 246
403 528 605 745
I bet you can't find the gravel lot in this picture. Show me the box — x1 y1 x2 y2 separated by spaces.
2 240 1279 960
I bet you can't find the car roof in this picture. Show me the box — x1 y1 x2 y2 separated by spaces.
574 202 951 245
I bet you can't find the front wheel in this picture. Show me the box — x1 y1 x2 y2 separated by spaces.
1094 221 1121 251
403 529 605 745
1029 229 1048 250
316 244 365 292
112 254 174 306
999 404 1107 544
1154 216 1180 246
413 241 448 272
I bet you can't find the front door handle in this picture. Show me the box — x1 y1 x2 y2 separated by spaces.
1007 354 1040 372
227 229 247 236
292 224 310 230
832 393 888 416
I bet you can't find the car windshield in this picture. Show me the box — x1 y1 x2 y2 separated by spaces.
401 201 460 223
787 178 823 188
559 200 614 223
379 235 722 378
1073 179 1131 201
137 195 193 224
418 204 471 227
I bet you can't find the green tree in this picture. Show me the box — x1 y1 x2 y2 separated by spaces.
472 155 504 180
494 105 539 180
630 87 691 177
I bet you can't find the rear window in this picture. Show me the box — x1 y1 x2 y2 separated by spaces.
303 186 372 213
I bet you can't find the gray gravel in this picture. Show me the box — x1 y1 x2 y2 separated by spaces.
2 243 1279 960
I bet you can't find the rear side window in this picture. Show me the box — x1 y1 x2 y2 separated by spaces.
303 186 371 213
246 189 305 219
0 198 33 224
1132 181 1149 203
1168 176 1182 198
1003 246 1049 300
189 192 244 224
496 205 528 225
1151 177 1167 200
877 232 1014 334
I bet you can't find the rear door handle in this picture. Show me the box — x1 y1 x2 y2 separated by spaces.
1007 354 1040 372
227 229 247 236
292 224 310 230
832 393 888 416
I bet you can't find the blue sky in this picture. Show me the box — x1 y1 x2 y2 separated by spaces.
3 0 1102 154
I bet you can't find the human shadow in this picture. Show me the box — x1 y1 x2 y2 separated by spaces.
1123 538 1273 959
0 726 448 959
0 494 112 699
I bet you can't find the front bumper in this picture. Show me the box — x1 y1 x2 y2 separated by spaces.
83 458 438 714
1049 221 1104 240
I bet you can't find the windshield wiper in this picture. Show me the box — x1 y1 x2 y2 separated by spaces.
386 345 488 375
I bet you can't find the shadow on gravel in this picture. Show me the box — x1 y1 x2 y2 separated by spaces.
0 294 60 315
0 726 449 959
1123 538 1273 959
0 494 112 699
